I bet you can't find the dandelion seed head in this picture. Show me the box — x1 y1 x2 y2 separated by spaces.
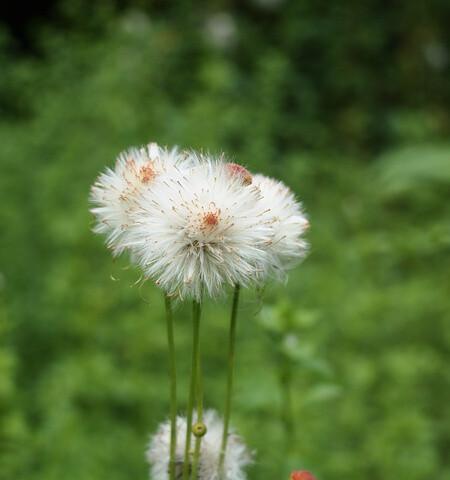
253 174 309 279
127 158 272 300
90 144 310 293
90 142 190 255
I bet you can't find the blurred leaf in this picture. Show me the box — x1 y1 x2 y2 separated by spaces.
301 384 342 406
376 144 450 198
258 305 284 335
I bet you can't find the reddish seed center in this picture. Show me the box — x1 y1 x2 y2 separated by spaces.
139 163 155 183
226 162 253 185
203 212 219 228
290 471 316 480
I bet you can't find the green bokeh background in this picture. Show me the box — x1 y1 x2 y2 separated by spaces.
1 2 449 479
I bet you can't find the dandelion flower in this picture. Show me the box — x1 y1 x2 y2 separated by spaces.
90 143 190 255
253 174 309 278
147 410 252 480
126 158 272 300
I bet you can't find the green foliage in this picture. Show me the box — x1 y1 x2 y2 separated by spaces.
0 2 449 479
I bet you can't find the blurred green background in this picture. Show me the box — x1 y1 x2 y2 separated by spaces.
1 1 449 479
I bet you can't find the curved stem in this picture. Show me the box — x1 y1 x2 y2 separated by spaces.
164 294 177 480
182 299 202 480
219 284 241 477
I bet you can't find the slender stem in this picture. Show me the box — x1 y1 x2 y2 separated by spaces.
164 294 177 480
182 299 202 480
219 284 241 476
191 344 204 480
196 353 204 420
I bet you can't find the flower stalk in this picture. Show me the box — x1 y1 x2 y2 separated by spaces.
191 351 204 479
164 294 177 480
182 299 202 480
219 284 241 477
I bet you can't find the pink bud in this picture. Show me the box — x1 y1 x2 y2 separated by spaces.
290 471 316 480
226 162 253 185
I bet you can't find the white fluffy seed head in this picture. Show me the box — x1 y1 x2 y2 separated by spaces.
125 157 273 300
147 410 253 480
90 144 310 295
253 174 309 279
90 143 192 255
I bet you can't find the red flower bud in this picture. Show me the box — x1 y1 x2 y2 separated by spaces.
290 471 316 480
226 162 253 185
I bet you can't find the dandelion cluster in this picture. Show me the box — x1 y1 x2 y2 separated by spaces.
90 142 309 300
147 410 252 480
90 142 311 480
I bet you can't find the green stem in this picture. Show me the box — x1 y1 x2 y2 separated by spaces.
182 299 202 480
219 284 241 477
164 294 177 480
191 345 204 480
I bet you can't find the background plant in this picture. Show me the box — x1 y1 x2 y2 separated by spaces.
0 1 449 480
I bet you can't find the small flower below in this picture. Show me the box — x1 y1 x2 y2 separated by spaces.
147 410 252 480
